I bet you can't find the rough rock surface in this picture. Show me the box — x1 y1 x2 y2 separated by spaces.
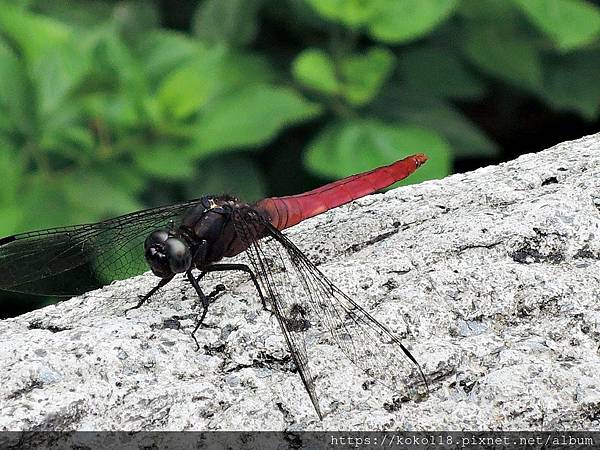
1 133 600 432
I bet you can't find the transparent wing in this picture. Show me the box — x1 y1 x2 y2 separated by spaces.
0 200 202 296
232 207 427 416
231 207 323 418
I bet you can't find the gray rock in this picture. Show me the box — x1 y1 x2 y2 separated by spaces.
1 133 600 431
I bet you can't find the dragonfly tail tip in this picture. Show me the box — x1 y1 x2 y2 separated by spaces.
413 153 429 167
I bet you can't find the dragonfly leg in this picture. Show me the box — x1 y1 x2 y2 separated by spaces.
199 263 270 312
126 276 174 313
187 270 212 351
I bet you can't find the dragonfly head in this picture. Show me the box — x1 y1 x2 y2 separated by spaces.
144 229 192 277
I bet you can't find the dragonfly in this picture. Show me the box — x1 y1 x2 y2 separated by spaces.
0 154 429 418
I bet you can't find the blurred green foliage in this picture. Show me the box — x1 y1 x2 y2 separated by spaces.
1 0 600 238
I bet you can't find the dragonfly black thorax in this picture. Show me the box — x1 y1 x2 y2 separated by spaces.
144 195 259 278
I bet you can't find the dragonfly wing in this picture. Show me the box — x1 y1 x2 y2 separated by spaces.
0 200 201 296
232 207 426 415
231 208 322 418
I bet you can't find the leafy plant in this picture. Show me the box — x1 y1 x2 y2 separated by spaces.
0 0 599 239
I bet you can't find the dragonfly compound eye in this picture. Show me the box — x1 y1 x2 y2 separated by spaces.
144 230 172 277
144 229 169 251
145 246 171 278
164 238 192 274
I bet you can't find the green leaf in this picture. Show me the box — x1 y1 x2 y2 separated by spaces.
0 206 21 236
104 94 141 130
38 99 89 155
511 0 600 51
0 38 32 135
31 0 116 28
0 6 91 119
305 119 451 184
305 0 385 27
184 154 266 202
156 46 274 121
398 46 484 100
457 0 518 22
56 126 95 153
93 26 148 105
134 145 197 181
136 30 200 85
0 142 21 236
307 0 458 43
35 0 159 37
30 42 91 117
79 92 139 137
110 0 160 40
464 29 542 90
20 175 72 229
156 46 227 120
537 51 600 119
84 27 151 129
293 47 394 104
62 171 143 222
193 0 263 46
341 47 394 105
372 91 497 157
292 48 340 95
369 0 458 44
100 163 146 197
0 5 71 62
217 51 275 88
0 139 22 205
191 84 322 155
18 165 144 229
406 105 497 158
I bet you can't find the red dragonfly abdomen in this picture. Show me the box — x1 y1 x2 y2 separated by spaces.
255 154 428 231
